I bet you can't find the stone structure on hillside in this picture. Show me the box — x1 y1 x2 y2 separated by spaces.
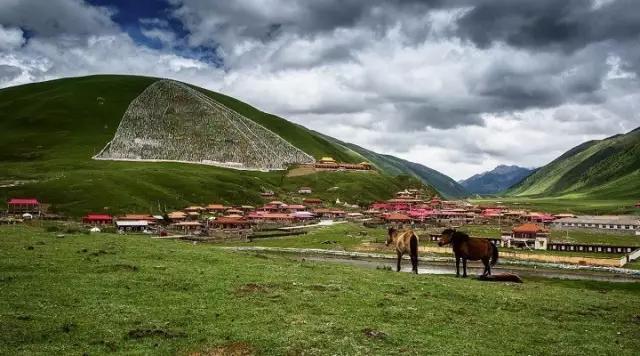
94 80 315 170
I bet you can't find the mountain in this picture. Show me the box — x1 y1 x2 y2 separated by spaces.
313 133 469 198
95 79 314 170
0 75 447 214
506 127 640 199
459 165 535 195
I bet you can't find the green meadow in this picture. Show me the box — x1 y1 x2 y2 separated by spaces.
1 225 639 355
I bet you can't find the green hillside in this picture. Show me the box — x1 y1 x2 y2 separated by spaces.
316 133 469 198
0 75 433 215
507 128 640 200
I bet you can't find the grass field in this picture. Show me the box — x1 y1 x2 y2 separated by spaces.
471 196 640 215
1 225 639 355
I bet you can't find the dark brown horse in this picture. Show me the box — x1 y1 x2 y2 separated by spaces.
438 229 498 277
386 227 419 274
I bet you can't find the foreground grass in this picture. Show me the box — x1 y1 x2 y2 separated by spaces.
1 226 640 355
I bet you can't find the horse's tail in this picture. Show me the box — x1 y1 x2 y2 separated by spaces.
490 242 499 266
410 233 418 259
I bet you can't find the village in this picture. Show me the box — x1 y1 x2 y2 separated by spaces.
4 184 640 269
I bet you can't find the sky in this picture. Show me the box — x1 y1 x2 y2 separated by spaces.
1 0 640 180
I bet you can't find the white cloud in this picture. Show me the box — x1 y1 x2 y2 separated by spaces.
0 25 25 51
2 0 640 181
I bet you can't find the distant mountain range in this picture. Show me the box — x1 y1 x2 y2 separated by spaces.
506 127 640 200
459 165 535 195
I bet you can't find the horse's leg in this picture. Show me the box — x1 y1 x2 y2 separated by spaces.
411 253 418 274
396 251 402 272
484 257 492 276
462 258 468 278
455 255 460 277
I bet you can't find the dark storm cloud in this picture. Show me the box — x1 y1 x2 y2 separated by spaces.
0 0 117 37
456 0 640 51
393 103 484 130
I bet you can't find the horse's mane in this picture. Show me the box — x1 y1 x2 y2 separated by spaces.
442 229 470 244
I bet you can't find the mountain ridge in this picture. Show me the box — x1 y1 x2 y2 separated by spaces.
459 165 535 195
506 127 640 199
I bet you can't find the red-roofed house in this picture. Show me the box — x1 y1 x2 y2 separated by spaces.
83 214 113 225
7 198 40 215
383 213 412 223
505 223 549 250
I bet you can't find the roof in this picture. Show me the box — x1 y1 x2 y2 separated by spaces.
298 187 312 190
119 214 156 221
512 223 548 234
383 213 412 221
168 211 187 218
172 221 202 226
206 204 226 210
213 217 250 224
8 198 39 205
286 204 306 209
553 215 640 225
255 213 291 219
184 206 205 211
84 214 113 220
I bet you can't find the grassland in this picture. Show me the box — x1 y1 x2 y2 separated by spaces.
1 225 640 355
471 196 640 215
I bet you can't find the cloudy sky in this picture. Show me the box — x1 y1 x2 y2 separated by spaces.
1 0 640 180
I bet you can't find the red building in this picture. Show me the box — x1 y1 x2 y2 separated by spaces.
383 212 412 223
7 198 40 214
83 214 113 225
303 198 323 206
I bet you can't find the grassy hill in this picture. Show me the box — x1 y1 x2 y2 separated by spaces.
0 75 435 215
315 133 469 198
506 128 640 201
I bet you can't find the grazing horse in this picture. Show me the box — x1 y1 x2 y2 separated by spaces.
386 227 419 274
438 229 498 278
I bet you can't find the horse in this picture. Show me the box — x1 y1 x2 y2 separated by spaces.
437 228 498 278
386 227 419 274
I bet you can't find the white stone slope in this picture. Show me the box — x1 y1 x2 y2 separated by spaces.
94 79 315 170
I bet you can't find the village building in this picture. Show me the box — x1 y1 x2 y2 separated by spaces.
260 191 275 197
209 217 253 229
312 208 346 219
184 206 205 213
552 215 640 234
82 213 113 225
302 198 323 206
118 214 157 224
116 220 149 232
382 212 412 224
171 221 202 232
206 204 227 214
225 208 244 215
298 187 312 194
290 211 315 220
503 223 549 250
7 198 41 215
285 204 307 212
167 211 187 222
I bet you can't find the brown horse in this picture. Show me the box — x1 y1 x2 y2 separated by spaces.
386 227 419 274
438 229 498 278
